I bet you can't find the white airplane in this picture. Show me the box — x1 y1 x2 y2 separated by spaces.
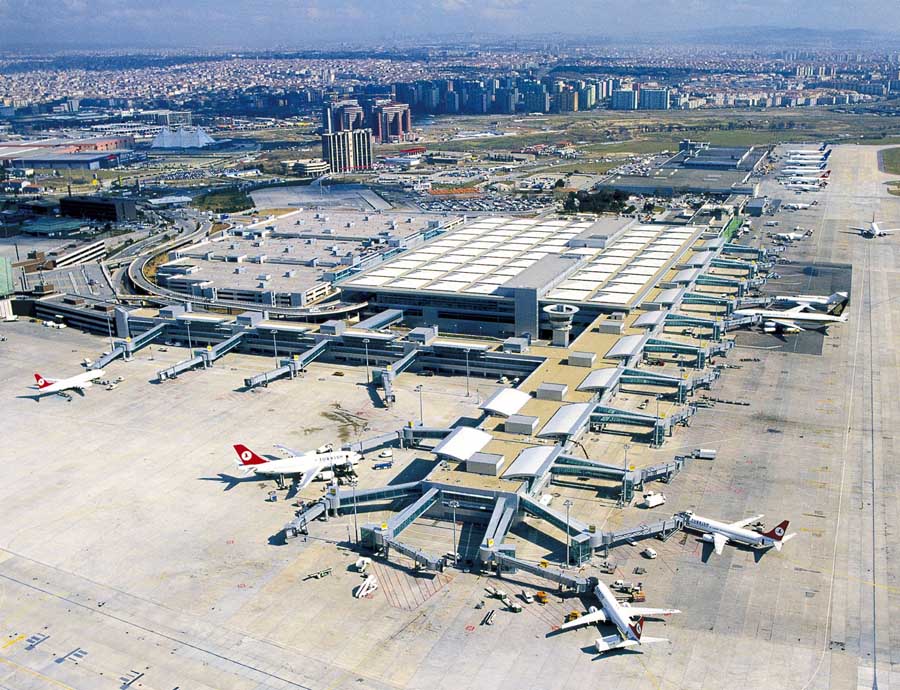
680 511 796 555
770 291 848 311
732 299 848 333
770 228 812 242
233 443 361 490
781 175 828 185
32 370 105 400
785 183 822 193
787 144 827 154
559 579 679 653
847 216 897 238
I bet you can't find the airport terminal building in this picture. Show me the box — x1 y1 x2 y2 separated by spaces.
340 214 713 340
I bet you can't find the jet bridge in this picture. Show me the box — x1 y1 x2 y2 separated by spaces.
283 500 328 539
478 495 518 560
664 313 724 339
124 322 168 358
595 514 686 552
711 257 758 275
156 330 247 381
489 552 594 593
591 405 666 447
519 494 589 535
643 337 708 368
723 242 766 260
682 292 734 315
156 352 206 381
89 343 127 370
243 339 330 388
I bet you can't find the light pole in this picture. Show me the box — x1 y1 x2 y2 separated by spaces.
464 348 471 397
448 499 460 565
185 319 193 353
415 384 424 425
363 338 370 384
656 394 661 422
351 478 359 544
272 330 279 367
563 499 574 567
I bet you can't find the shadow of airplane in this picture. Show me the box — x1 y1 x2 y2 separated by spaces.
698 537 767 563
197 473 262 492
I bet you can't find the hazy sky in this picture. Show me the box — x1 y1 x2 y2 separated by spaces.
1 0 897 49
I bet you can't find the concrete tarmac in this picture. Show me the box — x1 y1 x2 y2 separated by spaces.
0 144 897 689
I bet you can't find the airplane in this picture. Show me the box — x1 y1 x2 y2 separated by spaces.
732 297 848 333
786 144 827 154
784 183 822 192
558 578 679 653
780 169 825 178
679 511 796 555
769 291 849 312
769 228 812 242
32 370 105 400
779 173 827 181
780 174 829 184
233 443 362 490
847 215 898 238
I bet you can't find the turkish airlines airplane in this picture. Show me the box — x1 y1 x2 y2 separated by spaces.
680 511 796 555
233 443 361 490
559 579 679 653
32 370 105 400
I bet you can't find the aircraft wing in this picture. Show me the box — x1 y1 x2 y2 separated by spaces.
273 443 304 458
769 319 806 332
559 609 608 631
622 607 681 618
713 532 728 555
848 226 868 232
293 467 321 491
729 514 764 529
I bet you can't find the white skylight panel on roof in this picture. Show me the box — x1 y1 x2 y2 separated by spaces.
479 274 509 285
369 267 407 278
425 280 467 292
631 258 667 268
392 278 430 289
641 251 672 260
427 261 461 272
409 269 445 280
603 282 640 294
446 271 483 282
604 249 637 258
347 276 391 287
493 266 523 276
611 273 648 285
546 288 591 301
620 265 658 276
575 271 613 282
464 283 501 294
590 292 632 304
558 279 601 291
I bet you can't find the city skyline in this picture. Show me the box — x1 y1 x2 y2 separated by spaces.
2 0 900 50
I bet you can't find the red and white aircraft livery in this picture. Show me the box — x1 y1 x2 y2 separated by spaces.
680 511 796 555
32 370 105 399
234 443 361 490
559 579 679 653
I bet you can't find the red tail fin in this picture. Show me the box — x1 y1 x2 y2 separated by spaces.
629 616 645 640
34 373 53 389
763 520 789 541
234 444 267 465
